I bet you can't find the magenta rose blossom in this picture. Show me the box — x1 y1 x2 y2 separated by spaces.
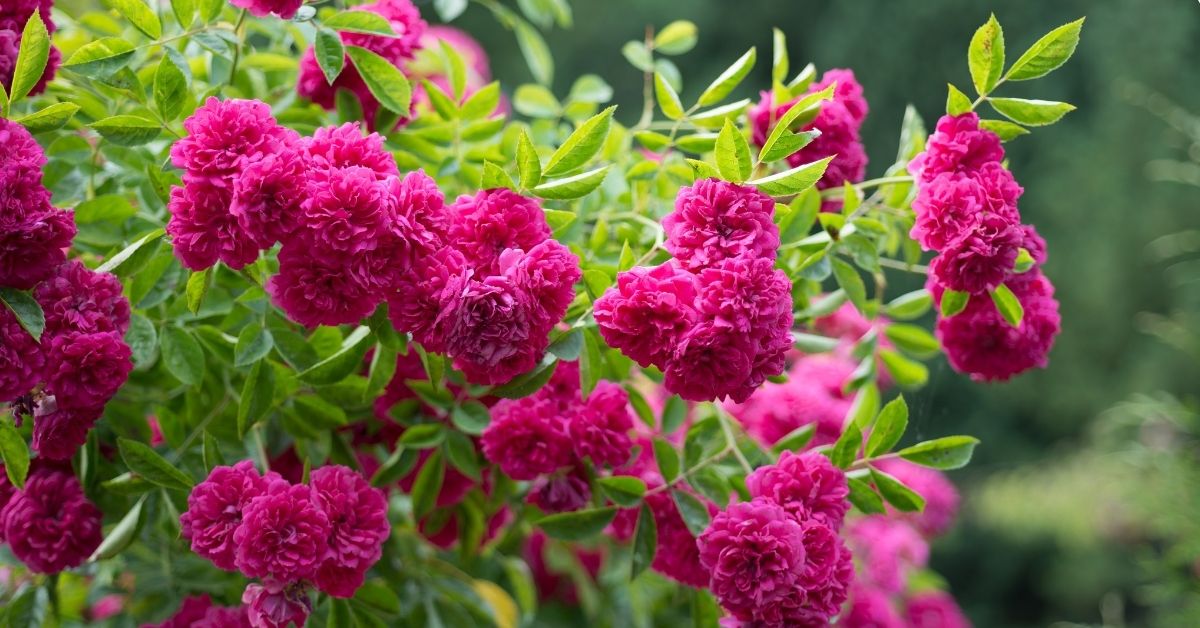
567 381 634 468
230 147 309 248
448 188 552 275
242 578 312 628
594 261 700 368
906 591 972 628
502 239 582 331
35 260 130 337
229 0 304 19
528 473 591 514
309 465 391 598
304 123 398 177
664 321 755 402
387 248 467 351
0 200 76 290
267 243 378 328
436 273 538 385
170 98 294 184
746 450 850 529
31 407 102 461
146 596 252 628
0 308 43 402
929 213 1023 294
167 181 261 271
481 396 573 480
664 178 780 271
43 331 132 410
908 112 1005 183
935 269 1061 381
234 480 331 581
298 166 393 255
846 515 929 594
181 461 279 571
387 170 451 261
646 489 714 588
842 585 906 628
698 498 809 622
0 467 103 574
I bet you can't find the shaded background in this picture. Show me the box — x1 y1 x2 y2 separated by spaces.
446 0 1200 625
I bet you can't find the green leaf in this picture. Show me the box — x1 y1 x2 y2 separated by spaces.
771 28 789 84
491 359 558 399
621 40 653 72
990 283 1025 327
538 506 617 541
514 20 553 85
298 326 373 385
111 0 162 39
883 290 932 320
327 598 353 628
433 0 468 21
409 448 445 519
153 56 188 122
185 269 208 315
346 46 412 114
91 495 147 561
661 395 687 435
871 468 926 512
831 258 868 314
714 118 752 183
1005 18 1085 81
125 314 158 368
696 47 756 107
630 504 657 579
118 438 193 491
160 326 205 386
671 490 711 536
547 329 583 361
451 401 491 435
968 14 1005 96
828 420 861 469
1014 248 1036 273
462 82 501 120
866 396 908 457
898 435 980 469
63 38 136 79
543 106 616 177
0 417 29 489
203 431 223 472
939 289 970 317
97 228 164 275
513 84 560 118
482 161 516 190
880 349 929 388
238 359 276 437
0 287 44 341
90 115 161 146
772 423 817 454
365 343 398 400
398 423 446 449
884 324 940 358
234 325 274 367
846 476 886 514
652 438 679 482
370 447 416 487
654 72 685 120
323 11 398 36
532 166 610 200
987 97 1075 127
579 327 604 397
597 476 646 507
444 431 481 480
9 12 49 103
979 118 1029 141
171 0 196 28
314 27 346 84
758 82 835 163
946 83 972 116
655 20 698 55
516 130 543 189
749 155 833 196
16 102 80 134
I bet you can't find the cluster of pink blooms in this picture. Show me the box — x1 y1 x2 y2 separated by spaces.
596 178 793 402
750 69 869 196
910 112 1061 381
0 461 103 574
387 188 581 385
0 1 60 98
841 458 969 627
180 462 389 627
1 119 133 462
145 594 252 628
698 451 853 625
298 0 427 130
482 361 634 502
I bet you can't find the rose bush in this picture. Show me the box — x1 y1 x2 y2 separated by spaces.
0 2 1083 626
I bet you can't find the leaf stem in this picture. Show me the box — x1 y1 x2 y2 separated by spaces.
878 258 929 274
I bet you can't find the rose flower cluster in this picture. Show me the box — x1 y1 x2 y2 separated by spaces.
180 462 389 627
595 178 793 402
481 361 634 507
698 451 854 625
910 112 1061 381
0 461 103 575
298 0 427 130
0 0 60 98
1 119 132 462
751 68 869 199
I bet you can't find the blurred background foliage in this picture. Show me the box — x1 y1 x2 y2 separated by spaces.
448 0 1200 625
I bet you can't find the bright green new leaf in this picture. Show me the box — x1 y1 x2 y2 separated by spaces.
346 46 412 114
1005 18 1085 81
968 14 1005 95
514 20 553 85
696 47 756 107
946 83 972 116
63 38 136 78
543 106 616 176
16 102 80 134
979 118 1029 141
772 28 789 84
655 20 698 55
871 468 926 512
532 165 610 200
10 13 49 103
0 287 44 341
898 436 980 470
323 11 398 36
153 56 188 122
990 283 1025 327
866 396 909 457
940 289 970 317
715 118 752 182
654 72 685 120
749 155 832 196
0 417 29 489
988 97 1075 126
110 0 162 39
90 115 161 146
832 257 869 314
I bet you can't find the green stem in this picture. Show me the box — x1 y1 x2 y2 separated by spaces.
226 9 249 88
715 405 754 474
878 258 929 274
819 175 914 199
